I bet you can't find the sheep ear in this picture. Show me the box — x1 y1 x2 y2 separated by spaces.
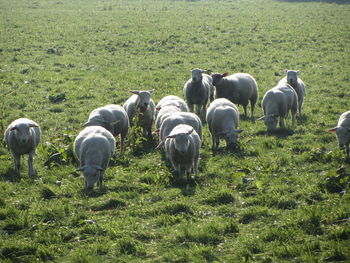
166 135 176 139
296 70 300 74
222 72 229 77
234 129 244 134
154 129 160 134
77 165 87 172
155 107 161 111
328 127 338 132
149 89 155 94
29 124 39 128
186 128 194 135
257 116 265 121
10 126 18 131
94 165 104 171
82 121 90 127
129 90 140 95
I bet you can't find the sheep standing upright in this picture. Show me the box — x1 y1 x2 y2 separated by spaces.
211 72 258 118
278 70 306 115
162 124 201 181
206 98 243 151
5 118 41 176
183 69 214 120
328 110 350 157
123 90 155 138
74 126 115 190
258 83 298 131
83 104 129 154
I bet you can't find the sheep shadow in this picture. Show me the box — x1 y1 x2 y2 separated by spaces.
277 0 350 3
255 128 295 138
210 142 249 159
297 114 308 125
0 168 21 182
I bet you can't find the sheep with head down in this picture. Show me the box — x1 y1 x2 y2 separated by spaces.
211 72 258 118
74 126 115 190
123 89 155 138
278 70 305 116
328 110 350 157
83 104 129 155
206 98 243 152
258 83 298 131
183 68 214 120
5 118 41 177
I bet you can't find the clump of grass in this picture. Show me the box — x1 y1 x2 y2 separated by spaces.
40 186 56 200
91 198 127 211
205 190 235 205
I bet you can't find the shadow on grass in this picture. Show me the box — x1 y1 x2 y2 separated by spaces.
278 0 350 3
255 128 295 138
210 142 249 159
0 168 41 183
297 114 308 125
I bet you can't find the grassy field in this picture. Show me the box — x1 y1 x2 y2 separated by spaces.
1 0 350 262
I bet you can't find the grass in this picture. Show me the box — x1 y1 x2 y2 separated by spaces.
1 0 350 262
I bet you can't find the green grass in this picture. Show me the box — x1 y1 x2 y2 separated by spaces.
1 0 350 262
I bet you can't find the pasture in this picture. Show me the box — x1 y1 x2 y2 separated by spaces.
1 0 350 262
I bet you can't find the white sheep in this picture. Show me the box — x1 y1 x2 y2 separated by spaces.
155 95 189 130
74 126 116 190
5 118 41 177
278 70 306 115
83 104 129 155
257 83 298 131
328 110 350 157
211 72 258 118
158 112 203 143
161 124 201 181
123 90 155 138
183 69 214 120
206 98 243 151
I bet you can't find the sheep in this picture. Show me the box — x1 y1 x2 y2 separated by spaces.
155 95 189 130
83 104 129 155
158 112 203 143
211 72 258 118
206 98 243 151
328 110 350 157
278 70 306 115
183 68 214 120
74 126 116 190
123 90 155 138
4 118 41 177
257 83 298 131
160 124 201 181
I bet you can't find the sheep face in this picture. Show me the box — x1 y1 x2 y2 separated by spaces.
79 165 103 189
211 72 229 86
218 129 243 149
286 70 299 86
335 127 350 149
11 123 36 145
130 90 154 113
174 133 190 155
264 115 278 131
191 69 203 83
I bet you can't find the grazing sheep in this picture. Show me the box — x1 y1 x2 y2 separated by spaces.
183 69 214 120
211 72 258 118
278 70 306 115
328 110 350 157
123 90 155 138
206 98 243 151
158 112 203 143
257 83 298 131
74 126 115 190
5 118 41 177
83 104 129 154
161 124 201 181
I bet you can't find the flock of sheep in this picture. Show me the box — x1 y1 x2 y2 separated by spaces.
4 69 350 190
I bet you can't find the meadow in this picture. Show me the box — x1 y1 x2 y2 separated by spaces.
1 0 350 262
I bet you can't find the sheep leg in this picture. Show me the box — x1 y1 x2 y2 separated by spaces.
279 118 285 128
98 172 104 191
201 104 207 122
298 99 303 116
291 113 296 128
188 103 194 113
120 135 125 156
211 135 217 152
28 152 35 176
250 101 255 119
243 106 248 117
193 158 199 178
346 145 350 158
13 153 21 176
